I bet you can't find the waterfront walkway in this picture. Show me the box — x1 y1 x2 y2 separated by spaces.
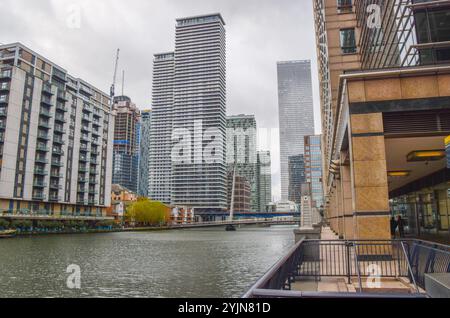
290 227 422 294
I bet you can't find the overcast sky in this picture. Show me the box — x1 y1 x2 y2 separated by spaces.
1 0 320 202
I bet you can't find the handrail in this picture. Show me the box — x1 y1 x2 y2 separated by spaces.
353 243 363 293
401 242 420 294
242 238 305 298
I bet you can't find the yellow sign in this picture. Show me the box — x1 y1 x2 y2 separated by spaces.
446 135 450 146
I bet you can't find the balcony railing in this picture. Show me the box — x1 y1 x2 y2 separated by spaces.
243 239 449 298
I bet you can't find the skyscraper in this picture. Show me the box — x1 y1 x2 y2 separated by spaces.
170 14 227 214
0 43 114 216
151 14 227 214
138 109 151 197
277 60 314 200
149 52 174 204
112 96 140 193
256 151 272 212
226 115 257 211
288 154 305 205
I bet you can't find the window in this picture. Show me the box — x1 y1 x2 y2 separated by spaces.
337 0 352 13
340 28 357 54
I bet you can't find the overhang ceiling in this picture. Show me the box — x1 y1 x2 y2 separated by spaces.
385 136 447 192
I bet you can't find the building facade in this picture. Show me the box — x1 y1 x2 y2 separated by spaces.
0 43 114 217
313 0 450 242
138 109 151 197
257 151 272 212
150 14 227 212
112 96 140 194
227 171 251 213
277 60 315 200
226 115 257 211
304 135 324 209
288 154 305 206
149 52 174 204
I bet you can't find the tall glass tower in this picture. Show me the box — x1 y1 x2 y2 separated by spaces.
277 60 314 200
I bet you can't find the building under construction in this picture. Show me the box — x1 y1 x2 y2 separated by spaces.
112 96 140 194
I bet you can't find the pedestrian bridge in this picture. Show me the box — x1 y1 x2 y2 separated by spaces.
168 218 300 229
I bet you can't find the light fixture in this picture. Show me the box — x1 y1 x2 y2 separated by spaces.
388 170 411 177
407 150 446 162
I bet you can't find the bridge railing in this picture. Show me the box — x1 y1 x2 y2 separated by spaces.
243 239 449 298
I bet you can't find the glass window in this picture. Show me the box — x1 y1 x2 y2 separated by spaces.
340 28 357 54
337 0 352 13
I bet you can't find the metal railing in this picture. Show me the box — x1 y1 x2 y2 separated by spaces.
243 239 449 298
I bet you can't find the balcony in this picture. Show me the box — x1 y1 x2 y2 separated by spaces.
54 114 66 123
80 134 90 142
90 159 99 165
78 177 87 183
243 230 449 299
89 169 98 175
51 160 64 167
53 125 64 133
38 120 51 129
79 145 89 152
81 125 90 133
89 178 97 184
52 148 64 156
32 193 46 201
82 114 91 122
77 199 87 205
0 95 9 104
0 70 12 80
0 122 6 130
52 69 67 82
49 183 62 190
34 168 48 176
53 137 65 145
36 144 49 152
79 156 89 163
42 83 53 96
56 90 68 102
0 108 7 116
35 157 48 164
33 181 47 188
41 97 53 107
0 82 10 92
78 166 89 173
37 132 50 140
77 187 86 193
50 171 63 178
49 195 61 202
39 108 52 117
56 103 68 112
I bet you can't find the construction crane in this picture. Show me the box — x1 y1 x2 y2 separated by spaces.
110 48 120 100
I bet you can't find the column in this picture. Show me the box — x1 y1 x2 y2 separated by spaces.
350 113 391 240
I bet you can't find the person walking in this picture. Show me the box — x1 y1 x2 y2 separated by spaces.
397 215 405 238
390 216 398 239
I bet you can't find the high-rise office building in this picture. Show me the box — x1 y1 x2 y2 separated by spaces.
288 154 305 206
0 43 114 217
149 52 174 204
304 135 323 209
313 0 450 241
256 151 272 212
226 115 257 211
277 60 314 200
138 109 151 197
112 96 140 194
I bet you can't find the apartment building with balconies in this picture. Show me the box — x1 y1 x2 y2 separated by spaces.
0 43 114 218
